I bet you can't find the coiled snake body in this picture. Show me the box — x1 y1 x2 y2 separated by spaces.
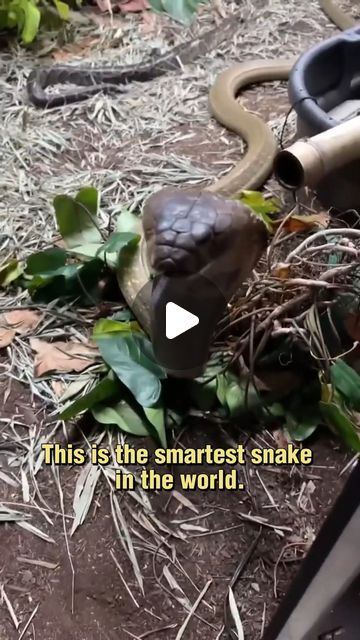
27 1 356 334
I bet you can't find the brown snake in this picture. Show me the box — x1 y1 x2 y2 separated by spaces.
116 0 356 332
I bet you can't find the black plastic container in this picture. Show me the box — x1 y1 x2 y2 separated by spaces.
288 27 360 211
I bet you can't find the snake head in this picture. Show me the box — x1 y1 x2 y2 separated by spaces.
142 187 268 300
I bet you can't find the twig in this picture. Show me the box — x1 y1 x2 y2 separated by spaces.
18 604 39 640
175 579 212 640
285 228 360 263
224 528 262 640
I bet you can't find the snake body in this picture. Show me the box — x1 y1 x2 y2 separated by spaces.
27 17 240 108
27 2 356 338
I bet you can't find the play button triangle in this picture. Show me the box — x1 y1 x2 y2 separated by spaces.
165 302 199 340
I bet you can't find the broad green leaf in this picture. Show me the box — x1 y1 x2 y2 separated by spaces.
53 0 69 19
92 401 149 436
144 406 167 447
97 232 139 257
285 412 318 441
26 248 67 275
93 318 142 337
19 0 40 43
96 232 140 270
93 330 166 407
239 190 280 215
26 265 79 296
67 242 104 260
54 187 102 249
148 0 163 12
0 259 23 287
75 187 99 219
239 190 280 230
320 401 360 452
189 360 223 411
267 402 286 417
330 360 360 410
59 374 121 420
150 0 205 23
216 372 261 417
111 308 135 322
27 258 105 305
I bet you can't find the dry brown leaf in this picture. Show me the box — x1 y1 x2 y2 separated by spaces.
140 10 158 34
30 338 99 376
118 0 149 12
273 212 329 234
51 380 67 398
51 37 101 62
0 328 15 348
271 262 291 280
273 429 290 448
0 310 43 348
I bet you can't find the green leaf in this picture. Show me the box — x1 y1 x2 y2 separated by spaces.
285 413 318 441
148 0 163 12
67 242 104 261
0 259 23 287
26 248 67 275
59 374 120 420
111 308 135 322
216 372 261 417
54 187 102 250
26 257 105 305
238 190 280 230
330 360 360 411
93 318 142 337
18 0 40 43
239 190 280 215
75 187 99 218
320 401 360 452
144 406 167 447
92 401 149 436
93 329 166 407
97 232 139 257
267 402 286 417
96 232 140 270
53 0 69 19
149 0 205 23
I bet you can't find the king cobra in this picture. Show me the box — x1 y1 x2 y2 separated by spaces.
28 1 356 353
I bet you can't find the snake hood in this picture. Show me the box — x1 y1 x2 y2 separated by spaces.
142 188 268 300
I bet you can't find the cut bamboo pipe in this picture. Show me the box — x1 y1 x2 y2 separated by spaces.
273 115 360 190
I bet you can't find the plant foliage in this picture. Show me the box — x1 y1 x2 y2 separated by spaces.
0 0 71 43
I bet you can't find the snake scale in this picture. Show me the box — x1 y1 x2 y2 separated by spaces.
27 0 356 334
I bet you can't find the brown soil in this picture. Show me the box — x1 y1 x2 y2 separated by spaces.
0 377 351 640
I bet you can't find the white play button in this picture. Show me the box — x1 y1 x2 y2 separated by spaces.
165 302 199 340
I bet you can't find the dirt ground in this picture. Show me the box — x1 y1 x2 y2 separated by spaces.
0 375 352 640
0 0 358 638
